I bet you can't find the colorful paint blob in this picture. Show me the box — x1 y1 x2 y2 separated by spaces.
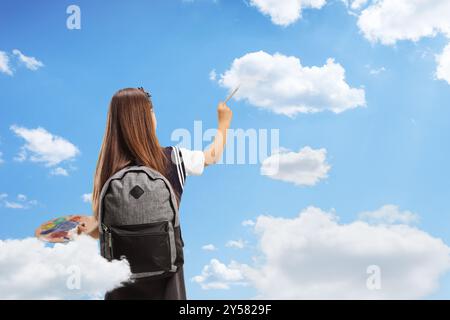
35 215 97 243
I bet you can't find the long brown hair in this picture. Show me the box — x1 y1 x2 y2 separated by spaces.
92 88 167 218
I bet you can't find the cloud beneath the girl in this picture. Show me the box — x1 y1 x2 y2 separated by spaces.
10 125 79 175
261 146 330 186
249 0 327 26
0 236 131 299
193 206 450 299
218 51 365 117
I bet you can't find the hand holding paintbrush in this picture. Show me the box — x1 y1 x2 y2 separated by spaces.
204 86 240 166
218 85 239 129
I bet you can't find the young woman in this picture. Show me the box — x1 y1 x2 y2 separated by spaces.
90 87 232 300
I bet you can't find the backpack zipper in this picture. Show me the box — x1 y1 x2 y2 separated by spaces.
102 224 113 259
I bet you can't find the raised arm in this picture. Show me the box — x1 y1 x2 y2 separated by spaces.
203 102 233 166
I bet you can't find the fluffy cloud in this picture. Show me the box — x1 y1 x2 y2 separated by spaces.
249 0 327 26
194 206 450 299
1 194 37 210
218 51 365 117
0 151 4 164
0 236 131 299
242 219 255 227
226 239 246 249
209 69 217 81
0 49 43 75
82 193 93 203
0 51 13 76
192 259 248 290
11 125 79 170
261 146 330 186
17 194 27 201
359 204 419 225
245 207 450 299
436 43 450 84
50 167 69 176
357 0 450 45
347 0 368 10
368 66 386 75
12 49 44 71
5 202 26 209
354 0 450 85
202 244 217 251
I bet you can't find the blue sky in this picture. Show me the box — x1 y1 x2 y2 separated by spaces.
1 0 450 299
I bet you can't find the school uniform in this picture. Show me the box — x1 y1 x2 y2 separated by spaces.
104 146 205 300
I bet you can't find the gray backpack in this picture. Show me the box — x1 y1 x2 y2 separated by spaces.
98 165 184 279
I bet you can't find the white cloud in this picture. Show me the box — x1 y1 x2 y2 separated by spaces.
192 259 248 290
5 202 26 209
249 0 327 26
369 66 386 75
357 0 450 45
0 51 13 76
11 125 80 168
209 69 217 81
12 49 44 71
50 167 69 176
14 149 26 162
0 49 43 75
261 146 330 186
349 0 368 10
0 236 131 299
436 43 450 84
194 206 450 299
354 1 450 86
342 0 369 11
1 194 37 210
242 219 255 227
359 204 419 225
226 239 245 249
218 51 365 117
82 193 93 203
202 244 217 251
0 151 4 164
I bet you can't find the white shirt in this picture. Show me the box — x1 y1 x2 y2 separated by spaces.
179 148 205 177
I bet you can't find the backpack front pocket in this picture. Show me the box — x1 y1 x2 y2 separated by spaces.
109 221 172 274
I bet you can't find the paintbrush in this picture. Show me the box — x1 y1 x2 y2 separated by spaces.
224 85 240 104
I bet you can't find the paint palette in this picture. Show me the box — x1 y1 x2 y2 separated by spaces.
35 215 97 243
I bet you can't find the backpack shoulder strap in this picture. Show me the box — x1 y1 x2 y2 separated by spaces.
171 146 186 189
